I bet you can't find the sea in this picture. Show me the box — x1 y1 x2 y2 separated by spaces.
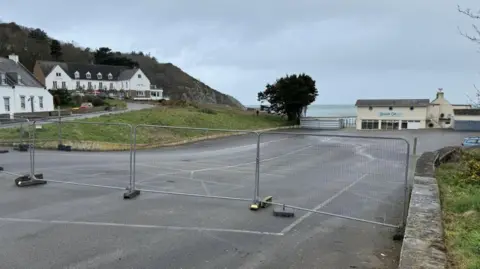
248 104 356 117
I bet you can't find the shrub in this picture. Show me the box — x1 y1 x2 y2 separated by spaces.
459 150 480 185
199 108 216 115
91 97 105 107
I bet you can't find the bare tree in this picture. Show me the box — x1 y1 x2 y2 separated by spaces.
458 5 480 44
458 6 480 107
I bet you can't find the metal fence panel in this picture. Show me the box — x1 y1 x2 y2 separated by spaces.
256 132 409 228
129 124 260 202
0 118 33 180
9 120 135 193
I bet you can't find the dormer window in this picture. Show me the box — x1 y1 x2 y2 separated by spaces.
74 71 80 79
97 72 102 79
108 73 113 80
86 72 91 79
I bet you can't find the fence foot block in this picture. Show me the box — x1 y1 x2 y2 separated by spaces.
273 206 295 218
14 175 47 187
392 226 405 241
123 189 141 199
14 144 29 152
0 167 3 171
250 202 260 211
57 144 72 151
0 149 9 154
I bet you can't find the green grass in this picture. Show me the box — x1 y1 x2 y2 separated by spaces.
104 99 127 109
436 151 480 269
0 105 288 147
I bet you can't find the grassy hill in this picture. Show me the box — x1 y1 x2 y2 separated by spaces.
0 105 287 150
0 22 243 108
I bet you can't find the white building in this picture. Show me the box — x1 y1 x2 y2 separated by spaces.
0 54 55 117
355 89 471 130
33 61 164 100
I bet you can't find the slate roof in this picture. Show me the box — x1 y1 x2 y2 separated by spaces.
453 109 480 116
36 61 139 81
0 57 44 87
355 99 431 107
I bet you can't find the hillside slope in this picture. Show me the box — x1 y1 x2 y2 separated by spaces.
0 22 244 108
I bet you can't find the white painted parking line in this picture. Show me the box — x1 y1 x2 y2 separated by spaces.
280 173 369 234
0 217 284 236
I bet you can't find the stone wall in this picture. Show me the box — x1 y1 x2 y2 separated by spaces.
398 146 459 269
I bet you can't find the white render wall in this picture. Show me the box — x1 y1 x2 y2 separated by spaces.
0 85 54 115
45 65 151 91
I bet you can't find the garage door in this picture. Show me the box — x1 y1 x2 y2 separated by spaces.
407 121 421 129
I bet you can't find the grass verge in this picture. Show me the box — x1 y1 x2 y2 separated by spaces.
436 149 480 269
0 105 289 150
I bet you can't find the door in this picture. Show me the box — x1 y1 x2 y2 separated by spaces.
407 121 421 129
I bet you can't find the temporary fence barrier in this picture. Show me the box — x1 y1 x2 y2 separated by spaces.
128 124 261 203
10 120 135 194
254 132 410 229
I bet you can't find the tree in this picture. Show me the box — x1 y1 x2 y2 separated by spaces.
258 73 318 123
458 5 480 44
458 5 480 107
50 39 63 60
93 47 139 68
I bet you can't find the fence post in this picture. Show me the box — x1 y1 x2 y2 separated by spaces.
57 106 62 146
15 120 46 187
402 139 411 229
252 132 261 205
413 137 418 156
124 124 140 199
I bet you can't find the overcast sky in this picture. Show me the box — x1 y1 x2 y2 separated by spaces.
2 0 480 105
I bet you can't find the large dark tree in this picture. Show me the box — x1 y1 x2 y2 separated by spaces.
93 47 138 68
50 39 63 60
258 73 318 123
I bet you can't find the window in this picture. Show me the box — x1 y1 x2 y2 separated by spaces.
87 82 92 89
126 82 129 89
20 96 25 110
56 72 61 77
381 120 400 130
109 83 114 89
99 82 103 90
108 73 113 80
136 91 145 96
76 81 81 89
151 91 159 97
39 96 43 109
52 81 58 89
97 72 102 79
3 97 10 112
388 106 393 111
86 72 91 79
74 71 80 79
361 119 379 130
138 74 142 78
61 81 66 89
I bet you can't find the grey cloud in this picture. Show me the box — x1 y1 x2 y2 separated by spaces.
3 0 480 105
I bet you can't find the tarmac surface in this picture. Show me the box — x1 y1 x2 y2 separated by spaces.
0 128 469 269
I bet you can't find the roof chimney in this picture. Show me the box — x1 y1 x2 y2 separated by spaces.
8 54 19 64
436 88 444 99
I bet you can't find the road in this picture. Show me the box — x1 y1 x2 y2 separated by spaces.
0 129 413 268
0 102 153 128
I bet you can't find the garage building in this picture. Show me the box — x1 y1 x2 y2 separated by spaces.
453 109 480 131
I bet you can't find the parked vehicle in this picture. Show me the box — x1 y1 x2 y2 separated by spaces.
461 136 480 147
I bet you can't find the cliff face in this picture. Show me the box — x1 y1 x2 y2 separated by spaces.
0 22 244 108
